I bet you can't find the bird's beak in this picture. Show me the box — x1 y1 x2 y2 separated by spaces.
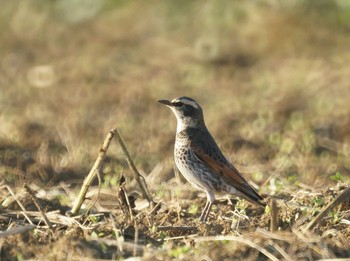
158 99 172 106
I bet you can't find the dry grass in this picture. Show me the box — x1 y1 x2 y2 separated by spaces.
1 1 350 260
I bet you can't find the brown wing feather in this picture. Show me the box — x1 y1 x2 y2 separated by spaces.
192 145 264 205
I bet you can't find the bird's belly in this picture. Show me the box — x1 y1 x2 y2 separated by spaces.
175 157 203 190
174 146 222 192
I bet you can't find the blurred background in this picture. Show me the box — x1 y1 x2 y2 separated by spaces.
1 0 350 195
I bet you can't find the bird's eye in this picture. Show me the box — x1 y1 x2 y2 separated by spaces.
173 102 184 107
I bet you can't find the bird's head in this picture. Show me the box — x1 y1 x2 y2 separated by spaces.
158 96 205 132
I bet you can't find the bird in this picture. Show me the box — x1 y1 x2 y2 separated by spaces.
158 96 265 222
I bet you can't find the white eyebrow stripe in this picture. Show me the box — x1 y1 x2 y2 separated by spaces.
171 98 199 109
184 100 199 109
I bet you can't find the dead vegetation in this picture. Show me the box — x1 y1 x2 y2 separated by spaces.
1 129 349 260
1 1 350 260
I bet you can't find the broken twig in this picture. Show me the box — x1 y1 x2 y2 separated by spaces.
113 128 154 206
4 185 34 225
70 129 116 216
70 128 154 216
24 183 54 232
270 198 278 232
0 225 35 238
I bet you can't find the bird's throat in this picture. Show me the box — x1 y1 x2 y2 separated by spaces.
176 117 200 133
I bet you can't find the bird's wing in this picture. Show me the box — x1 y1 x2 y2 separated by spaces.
191 145 264 205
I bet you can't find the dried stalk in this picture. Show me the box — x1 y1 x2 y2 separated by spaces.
0 225 35 238
133 220 139 257
113 128 154 206
270 198 278 232
116 174 135 220
70 129 116 216
4 210 101 230
24 183 54 232
256 228 294 242
157 226 197 232
4 185 34 225
84 169 102 215
70 128 154 216
303 187 350 231
195 235 279 261
269 242 294 261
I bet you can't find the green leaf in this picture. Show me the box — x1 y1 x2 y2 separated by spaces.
330 171 343 182
188 204 198 214
170 246 191 258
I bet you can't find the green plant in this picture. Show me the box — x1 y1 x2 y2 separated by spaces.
89 215 100 223
170 245 191 258
311 196 324 207
91 231 105 238
330 211 341 223
188 204 198 214
330 172 343 182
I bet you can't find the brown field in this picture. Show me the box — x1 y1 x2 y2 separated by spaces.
1 1 350 260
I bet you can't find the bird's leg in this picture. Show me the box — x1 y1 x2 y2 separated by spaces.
199 201 212 222
199 191 215 223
